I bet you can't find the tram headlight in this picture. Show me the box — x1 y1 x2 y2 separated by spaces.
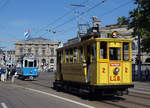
113 67 120 75
112 31 119 38
30 70 32 74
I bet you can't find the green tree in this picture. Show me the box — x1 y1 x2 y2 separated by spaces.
129 0 150 53
117 16 129 25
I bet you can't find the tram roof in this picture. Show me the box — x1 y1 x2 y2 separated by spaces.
57 37 132 50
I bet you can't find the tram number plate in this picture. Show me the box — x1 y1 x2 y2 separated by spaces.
110 63 120 66
110 76 120 81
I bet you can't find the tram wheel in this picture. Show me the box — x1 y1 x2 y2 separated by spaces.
21 77 25 80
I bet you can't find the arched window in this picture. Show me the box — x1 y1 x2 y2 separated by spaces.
42 59 46 65
50 59 54 63
145 58 150 63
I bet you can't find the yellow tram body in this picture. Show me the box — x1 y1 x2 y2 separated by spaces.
56 38 133 86
54 18 134 96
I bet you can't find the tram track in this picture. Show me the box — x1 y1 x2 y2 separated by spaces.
14 73 150 108
128 93 150 100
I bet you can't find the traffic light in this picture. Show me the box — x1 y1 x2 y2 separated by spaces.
136 57 140 65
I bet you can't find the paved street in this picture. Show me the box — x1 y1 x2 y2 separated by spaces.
0 72 150 108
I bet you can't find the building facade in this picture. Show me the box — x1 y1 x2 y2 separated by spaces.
15 37 60 71
0 49 15 67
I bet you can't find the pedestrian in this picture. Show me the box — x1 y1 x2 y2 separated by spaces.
4 66 8 81
1 68 5 82
145 67 149 80
11 66 16 83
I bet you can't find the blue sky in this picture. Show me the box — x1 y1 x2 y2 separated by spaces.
0 0 136 50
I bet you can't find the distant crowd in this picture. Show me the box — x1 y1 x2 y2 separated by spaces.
0 65 16 83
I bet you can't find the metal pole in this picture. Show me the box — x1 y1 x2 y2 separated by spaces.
137 0 142 81
138 31 142 81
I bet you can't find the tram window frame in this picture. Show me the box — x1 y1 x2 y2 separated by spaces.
70 49 73 63
92 43 96 61
123 42 129 61
79 46 83 62
73 48 78 63
100 42 107 59
63 50 65 63
65 49 69 63
109 47 121 60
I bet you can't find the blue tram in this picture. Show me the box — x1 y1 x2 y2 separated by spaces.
17 56 39 80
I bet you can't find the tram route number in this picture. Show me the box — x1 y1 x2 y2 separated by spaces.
110 76 120 81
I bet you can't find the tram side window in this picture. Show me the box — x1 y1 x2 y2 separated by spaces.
109 48 121 60
65 50 69 63
123 42 129 61
34 60 37 67
25 60 28 67
70 49 73 63
79 46 83 62
57 52 61 65
63 50 65 63
100 42 107 59
92 43 96 60
73 48 78 63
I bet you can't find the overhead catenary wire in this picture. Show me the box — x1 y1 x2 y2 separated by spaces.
52 0 106 30
33 0 90 36
38 0 107 37
0 0 10 11
52 0 133 36
38 0 133 38
99 0 133 18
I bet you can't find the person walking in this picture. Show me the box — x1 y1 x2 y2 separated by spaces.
1 68 5 82
145 67 150 81
4 66 8 81
11 66 16 83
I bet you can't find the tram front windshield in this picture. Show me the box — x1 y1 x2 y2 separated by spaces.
109 48 121 60
24 60 37 67
29 61 34 67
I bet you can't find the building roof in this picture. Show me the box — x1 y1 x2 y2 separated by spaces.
15 36 59 45
100 24 133 37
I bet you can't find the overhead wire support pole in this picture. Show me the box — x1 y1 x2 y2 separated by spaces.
137 0 142 81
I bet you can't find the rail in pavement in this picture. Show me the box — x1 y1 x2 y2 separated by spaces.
129 81 150 95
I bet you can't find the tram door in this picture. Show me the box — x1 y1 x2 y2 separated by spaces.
86 45 91 83
108 42 122 84
56 52 63 80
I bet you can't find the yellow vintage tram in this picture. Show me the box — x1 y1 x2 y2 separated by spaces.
54 18 134 96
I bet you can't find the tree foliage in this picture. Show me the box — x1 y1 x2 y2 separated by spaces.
117 16 129 25
129 0 150 53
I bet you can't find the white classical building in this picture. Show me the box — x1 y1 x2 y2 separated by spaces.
15 37 60 71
